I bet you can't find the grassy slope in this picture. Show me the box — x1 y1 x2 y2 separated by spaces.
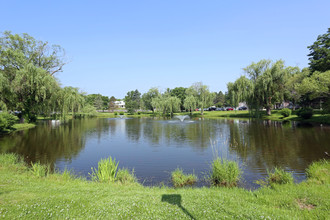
0 155 329 219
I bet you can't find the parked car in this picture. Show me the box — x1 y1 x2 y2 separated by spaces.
238 106 247 110
208 106 217 111
226 107 234 111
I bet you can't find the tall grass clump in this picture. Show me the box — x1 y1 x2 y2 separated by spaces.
171 168 197 188
0 153 20 165
90 156 119 183
116 168 137 184
31 162 50 177
267 167 293 185
209 158 241 187
306 159 330 184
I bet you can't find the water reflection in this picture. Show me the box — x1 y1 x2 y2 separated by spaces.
0 117 329 187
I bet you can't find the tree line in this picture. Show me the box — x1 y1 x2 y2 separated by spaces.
226 28 330 116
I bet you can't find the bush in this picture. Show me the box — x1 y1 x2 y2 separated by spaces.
209 158 241 187
297 108 314 119
116 168 136 184
280 108 291 117
267 167 293 185
171 168 197 188
114 112 118 115
306 160 330 184
119 112 124 115
0 112 18 131
89 157 119 183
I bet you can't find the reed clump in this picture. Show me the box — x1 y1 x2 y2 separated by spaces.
209 158 241 187
171 168 197 188
267 167 293 185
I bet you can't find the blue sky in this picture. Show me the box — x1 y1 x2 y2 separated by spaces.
1 0 330 98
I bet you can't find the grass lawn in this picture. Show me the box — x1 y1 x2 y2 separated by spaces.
0 154 329 219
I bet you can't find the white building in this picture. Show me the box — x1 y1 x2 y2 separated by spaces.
114 101 125 108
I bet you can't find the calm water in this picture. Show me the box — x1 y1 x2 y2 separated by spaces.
1 117 329 188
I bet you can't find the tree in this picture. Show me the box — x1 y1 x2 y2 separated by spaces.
298 70 330 110
284 67 306 110
170 87 187 111
243 60 287 115
184 95 197 115
142 87 159 112
187 82 215 115
151 92 180 117
307 28 330 73
227 76 253 111
10 64 60 122
125 89 141 114
109 96 116 112
0 31 66 77
213 91 225 107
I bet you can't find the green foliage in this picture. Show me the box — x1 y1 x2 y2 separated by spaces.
183 95 197 114
170 87 187 110
151 92 181 116
141 87 159 112
213 91 225 106
171 168 197 188
297 108 314 119
31 162 50 177
90 157 119 183
80 104 98 117
280 108 292 117
116 168 137 184
125 89 141 114
186 82 215 115
114 112 118 115
306 160 330 184
209 158 241 187
267 167 294 185
0 112 18 131
119 112 124 115
307 28 330 73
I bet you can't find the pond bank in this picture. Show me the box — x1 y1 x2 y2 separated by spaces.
0 154 329 219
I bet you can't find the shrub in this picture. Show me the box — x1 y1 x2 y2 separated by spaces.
267 167 293 185
116 168 136 184
280 108 291 117
80 104 98 117
119 112 124 115
297 108 314 119
90 157 119 183
306 160 330 184
171 168 197 188
114 112 118 115
209 158 241 187
0 112 18 131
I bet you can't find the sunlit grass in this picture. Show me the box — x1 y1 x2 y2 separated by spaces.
171 168 197 188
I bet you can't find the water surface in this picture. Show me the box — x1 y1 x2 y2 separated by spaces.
1 117 328 188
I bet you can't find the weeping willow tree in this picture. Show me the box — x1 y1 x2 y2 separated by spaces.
11 64 60 122
184 95 197 115
151 92 181 117
186 82 215 115
228 60 289 117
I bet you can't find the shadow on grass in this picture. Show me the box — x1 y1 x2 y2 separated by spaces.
161 194 195 219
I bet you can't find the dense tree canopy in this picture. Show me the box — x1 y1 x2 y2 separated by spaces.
125 89 141 114
308 28 330 73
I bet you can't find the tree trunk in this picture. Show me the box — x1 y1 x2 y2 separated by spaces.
266 106 271 116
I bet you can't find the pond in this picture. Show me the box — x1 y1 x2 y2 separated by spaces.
0 117 329 189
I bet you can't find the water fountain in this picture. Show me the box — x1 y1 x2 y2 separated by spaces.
118 115 126 119
174 115 190 122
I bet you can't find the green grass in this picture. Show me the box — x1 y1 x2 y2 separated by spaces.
0 154 329 219
171 168 197 188
209 158 241 187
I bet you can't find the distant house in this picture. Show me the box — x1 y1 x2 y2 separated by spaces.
114 101 125 108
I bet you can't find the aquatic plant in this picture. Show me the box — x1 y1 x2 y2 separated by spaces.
209 158 241 187
267 167 293 185
171 168 197 188
116 168 137 184
31 162 50 177
90 156 119 183
306 159 330 184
